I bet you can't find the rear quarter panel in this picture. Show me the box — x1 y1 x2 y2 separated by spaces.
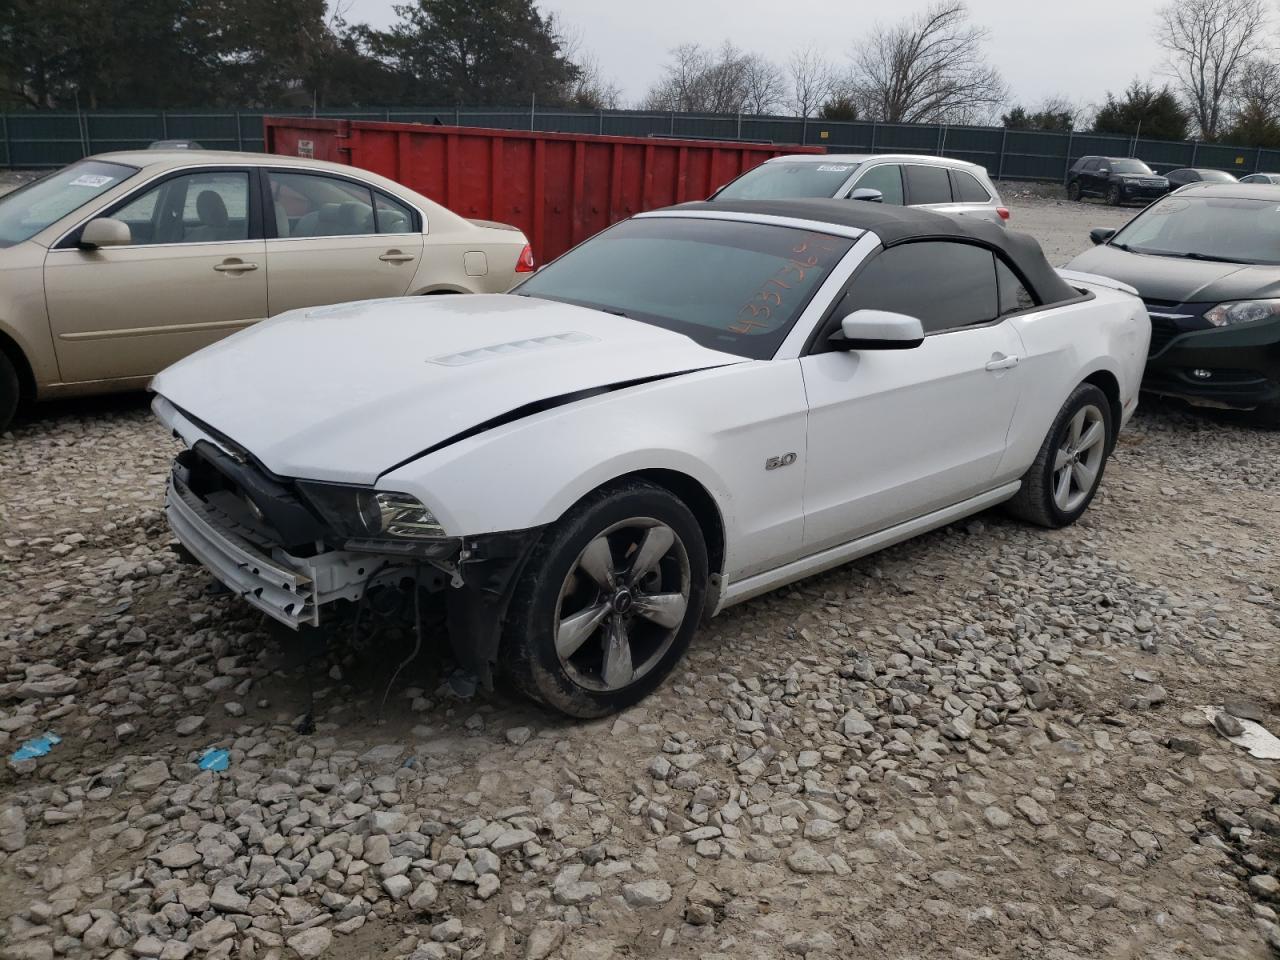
379 360 810 581
414 226 527 294
998 287 1149 482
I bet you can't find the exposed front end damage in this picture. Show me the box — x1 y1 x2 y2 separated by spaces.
159 399 544 688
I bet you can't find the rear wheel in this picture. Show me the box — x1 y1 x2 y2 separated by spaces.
501 480 708 717
1106 184 1122 206
1067 181 1082 202
1006 383 1112 528
0 351 19 433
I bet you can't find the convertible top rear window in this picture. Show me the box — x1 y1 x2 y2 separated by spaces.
514 216 854 359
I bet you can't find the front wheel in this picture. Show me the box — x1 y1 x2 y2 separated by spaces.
501 480 708 717
1006 383 1112 528
1106 184 1122 206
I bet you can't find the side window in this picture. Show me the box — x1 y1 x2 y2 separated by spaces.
950 170 991 203
1098 161 1111 174
996 258 1036 315
849 164 904 205
835 241 998 335
1081 158 1099 172
375 192 416 234
110 171 250 245
267 171 375 239
904 165 953 205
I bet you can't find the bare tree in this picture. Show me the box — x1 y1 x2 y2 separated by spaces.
556 25 624 109
787 45 834 118
742 55 786 114
1156 0 1267 139
643 41 777 114
848 1 1006 124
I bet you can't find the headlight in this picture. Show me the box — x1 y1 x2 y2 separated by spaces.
298 484 447 540
1204 299 1280 327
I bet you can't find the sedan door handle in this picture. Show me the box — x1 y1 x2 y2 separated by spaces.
213 260 258 273
985 354 1020 371
379 251 417 263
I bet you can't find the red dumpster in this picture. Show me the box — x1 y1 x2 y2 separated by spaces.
263 117 824 263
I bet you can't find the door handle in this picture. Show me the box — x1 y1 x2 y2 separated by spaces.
379 251 416 263
985 354 1020 371
214 260 258 273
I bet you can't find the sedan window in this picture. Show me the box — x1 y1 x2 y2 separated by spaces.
904 165 953 204
849 164 904 204
836 241 998 334
1110 195 1280 264
951 170 991 203
268 172 375 238
515 216 854 360
0 160 137 248
715 162 860 200
111 171 250 245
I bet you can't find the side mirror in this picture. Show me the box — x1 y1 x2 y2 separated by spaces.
1089 228 1116 246
849 188 883 203
79 218 131 250
830 309 925 350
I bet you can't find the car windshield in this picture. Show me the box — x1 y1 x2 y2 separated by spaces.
514 216 855 359
715 162 860 200
1110 195 1280 264
1113 160 1154 175
0 160 138 248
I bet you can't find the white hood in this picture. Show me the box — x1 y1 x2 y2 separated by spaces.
152 294 742 484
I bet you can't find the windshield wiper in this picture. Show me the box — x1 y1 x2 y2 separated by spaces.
1175 251 1248 263
1110 242 1147 254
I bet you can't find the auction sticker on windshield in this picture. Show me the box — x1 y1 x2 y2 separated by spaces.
69 174 115 188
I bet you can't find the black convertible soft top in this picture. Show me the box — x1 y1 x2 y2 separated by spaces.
668 198 1079 306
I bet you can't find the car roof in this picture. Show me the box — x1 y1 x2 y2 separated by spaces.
1168 182 1280 199
661 198 1077 305
89 149 375 179
764 153 985 171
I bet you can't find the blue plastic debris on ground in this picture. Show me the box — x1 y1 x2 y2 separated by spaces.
197 748 230 772
10 731 62 762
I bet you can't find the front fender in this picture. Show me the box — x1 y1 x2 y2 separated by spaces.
379 360 810 582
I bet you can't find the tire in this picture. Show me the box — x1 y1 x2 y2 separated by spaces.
1067 181 1082 202
1106 184 1122 206
1006 383 1113 529
501 479 708 718
0 351 19 433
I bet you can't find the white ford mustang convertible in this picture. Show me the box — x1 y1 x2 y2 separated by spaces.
152 199 1150 717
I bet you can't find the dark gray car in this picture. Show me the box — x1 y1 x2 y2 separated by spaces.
1066 182 1280 421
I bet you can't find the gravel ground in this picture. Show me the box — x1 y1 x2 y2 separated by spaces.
3 190 1280 960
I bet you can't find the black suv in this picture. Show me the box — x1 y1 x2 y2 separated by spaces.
1066 156 1168 205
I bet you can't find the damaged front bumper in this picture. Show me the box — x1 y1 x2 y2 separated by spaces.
165 474 399 628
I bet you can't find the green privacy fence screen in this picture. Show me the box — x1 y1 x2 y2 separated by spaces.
4 107 1279 181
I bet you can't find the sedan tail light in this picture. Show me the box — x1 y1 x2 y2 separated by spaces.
996 207 1011 221
515 244 536 273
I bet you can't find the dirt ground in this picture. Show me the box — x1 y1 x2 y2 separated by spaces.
2 188 1279 960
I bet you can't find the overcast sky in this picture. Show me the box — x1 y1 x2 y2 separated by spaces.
343 0 1167 112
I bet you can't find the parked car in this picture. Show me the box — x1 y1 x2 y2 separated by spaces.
1066 182 1280 422
1165 168 1237 190
153 199 1148 717
711 154 1010 224
0 151 534 430
1240 173 1280 185
1066 156 1168 205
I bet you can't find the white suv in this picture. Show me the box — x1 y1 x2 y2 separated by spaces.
712 153 1009 225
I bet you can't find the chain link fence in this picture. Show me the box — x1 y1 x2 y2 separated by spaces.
4 107 1279 181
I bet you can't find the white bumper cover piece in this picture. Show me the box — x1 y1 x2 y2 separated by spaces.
165 476 373 629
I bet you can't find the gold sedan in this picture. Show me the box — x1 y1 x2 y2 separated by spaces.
0 150 535 429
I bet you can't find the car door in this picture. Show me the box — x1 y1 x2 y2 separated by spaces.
902 164 955 213
263 169 425 314
797 240 1024 552
44 166 267 383
845 163 905 205
1093 159 1112 196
